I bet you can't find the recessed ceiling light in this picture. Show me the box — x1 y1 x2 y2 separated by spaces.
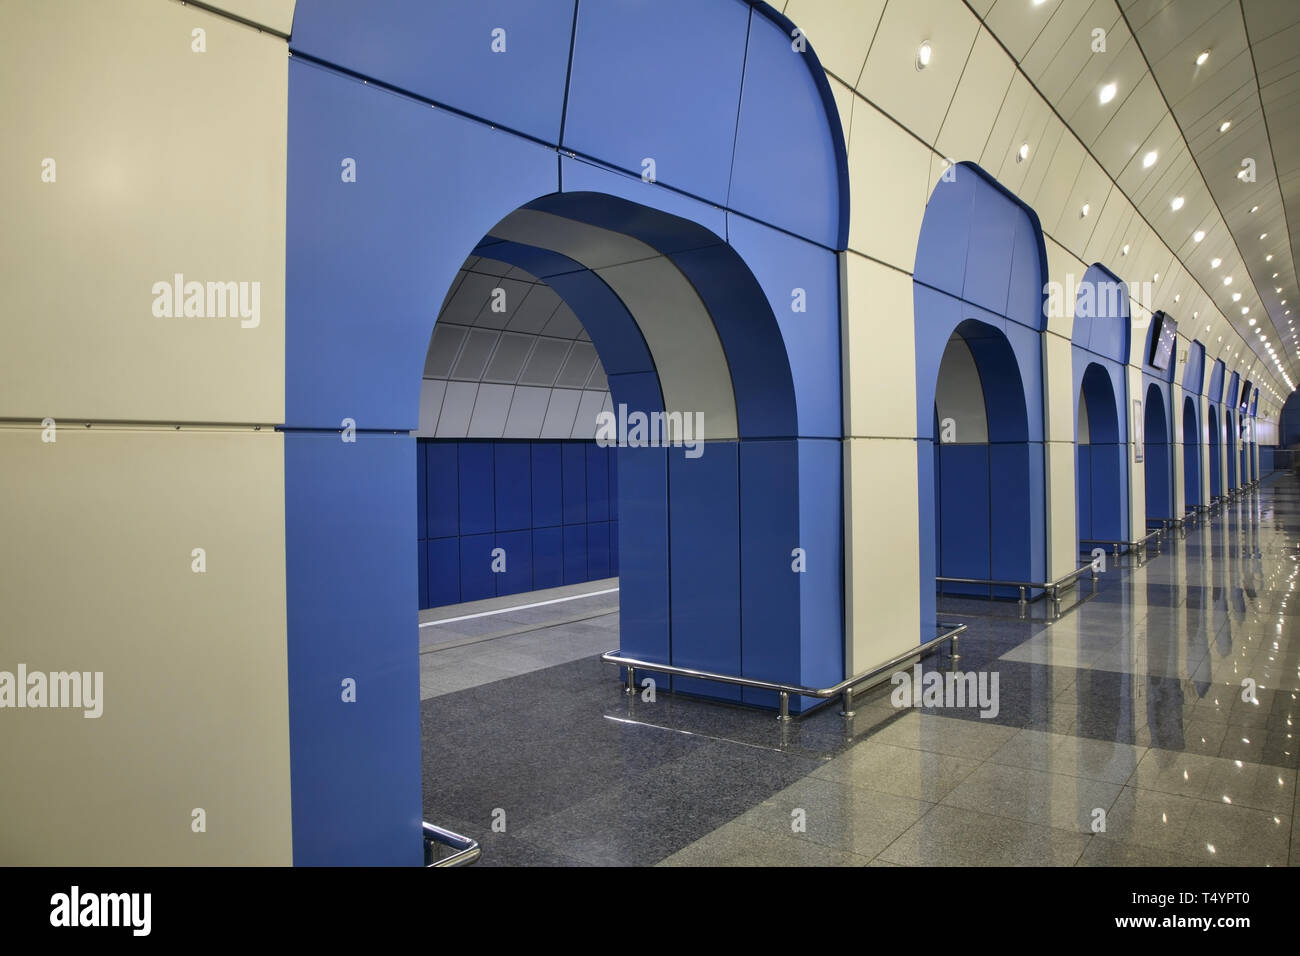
1274 273 1280 279
1266 254 1274 261
916 41 932 70
1220 120 1232 133
1224 276 1233 285
1171 196 1185 210
1143 150 1158 168
1261 233 1268 240
1212 258 1222 268
1017 142 1029 162
1194 230 1206 242
1099 82 1117 105
1122 244 1130 256
1175 294 1181 303
1080 202 1090 217
1251 205 1259 213
1197 50 1211 66
1153 272 1160 282
1249 317 1256 324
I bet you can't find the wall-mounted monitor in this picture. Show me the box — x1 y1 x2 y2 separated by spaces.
1148 311 1177 371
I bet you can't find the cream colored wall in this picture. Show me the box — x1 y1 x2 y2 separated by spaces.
0 0 292 864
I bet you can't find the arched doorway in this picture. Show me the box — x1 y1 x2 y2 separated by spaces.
1144 383 1172 525
1076 362 1126 545
914 162 1048 622
284 0 849 863
932 320 1036 598
1208 405 1222 500
1183 396 1201 508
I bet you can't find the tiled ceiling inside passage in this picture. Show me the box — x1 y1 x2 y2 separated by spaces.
972 0 1300 405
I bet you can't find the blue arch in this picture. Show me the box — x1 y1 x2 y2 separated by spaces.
1227 371 1241 489
1208 404 1222 499
283 0 850 865
1183 394 1201 508
1144 382 1172 522
1076 362 1128 542
1072 263 1130 363
915 163 1047 625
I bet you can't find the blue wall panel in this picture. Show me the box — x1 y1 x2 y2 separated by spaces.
796 438 844 691
426 442 459 538
532 526 564 591
586 522 610 579
670 443 742 701
562 0 749 205
738 440 800 708
286 60 558 431
728 10 844 249
724 215 841 438
531 442 563 528
290 0 577 144
616 446 669 664
1076 445 1092 541
459 532 497 602
1091 444 1125 541
416 437 427 540
562 443 587 525
962 177 1017 317
494 443 532 532
563 523 588 584
585 444 610 522
427 537 460 608
914 174 975 300
989 443 1034 589
284 430 421 865
458 442 495 535
418 537 428 610
495 530 533 597
937 444 991 586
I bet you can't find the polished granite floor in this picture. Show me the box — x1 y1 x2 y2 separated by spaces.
422 473 1300 866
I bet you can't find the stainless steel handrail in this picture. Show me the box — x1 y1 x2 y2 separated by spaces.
602 623 965 722
423 822 481 867
937 561 1100 613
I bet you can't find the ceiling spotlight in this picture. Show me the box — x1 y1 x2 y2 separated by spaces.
1261 233 1268 240
1017 142 1029 162
1194 230 1206 242
1251 205 1259 212
1233 293 1242 302
1175 294 1181 303
1143 150 1158 168
1122 243 1130 256
916 41 932 70
1080 202 1090 217
1099 82 1117 105
1196 50 1211 66
1153 272 1160 282
1171 196 1185 210
1249 317 1256 324
1266 254 1274 261
1224 276 1233 285
1220 120 1232 133
1211 258 1222 268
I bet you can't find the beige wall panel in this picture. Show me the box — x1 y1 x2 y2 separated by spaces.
847 100 931 271
1044 332 1076 443
787 0 886 87
1030 134 1086 242
936 29 1014 166
856 0 979 145
842 251 918 438
979 71 1036 181
844 437 920 673
1044 440 1078 579
1052 156 1111 255
826 75 856 155
204 0 296 35
0 425 291 865
0 0 287 424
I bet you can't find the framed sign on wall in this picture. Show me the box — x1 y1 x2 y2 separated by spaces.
1133 399 1144 463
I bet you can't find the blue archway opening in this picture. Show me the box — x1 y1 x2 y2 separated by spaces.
1208 405 1222 499
1227 409 1239 489
1144 383 1172 525
932 319 1036 599
1183 396 1201 508
1076 362 1127 546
